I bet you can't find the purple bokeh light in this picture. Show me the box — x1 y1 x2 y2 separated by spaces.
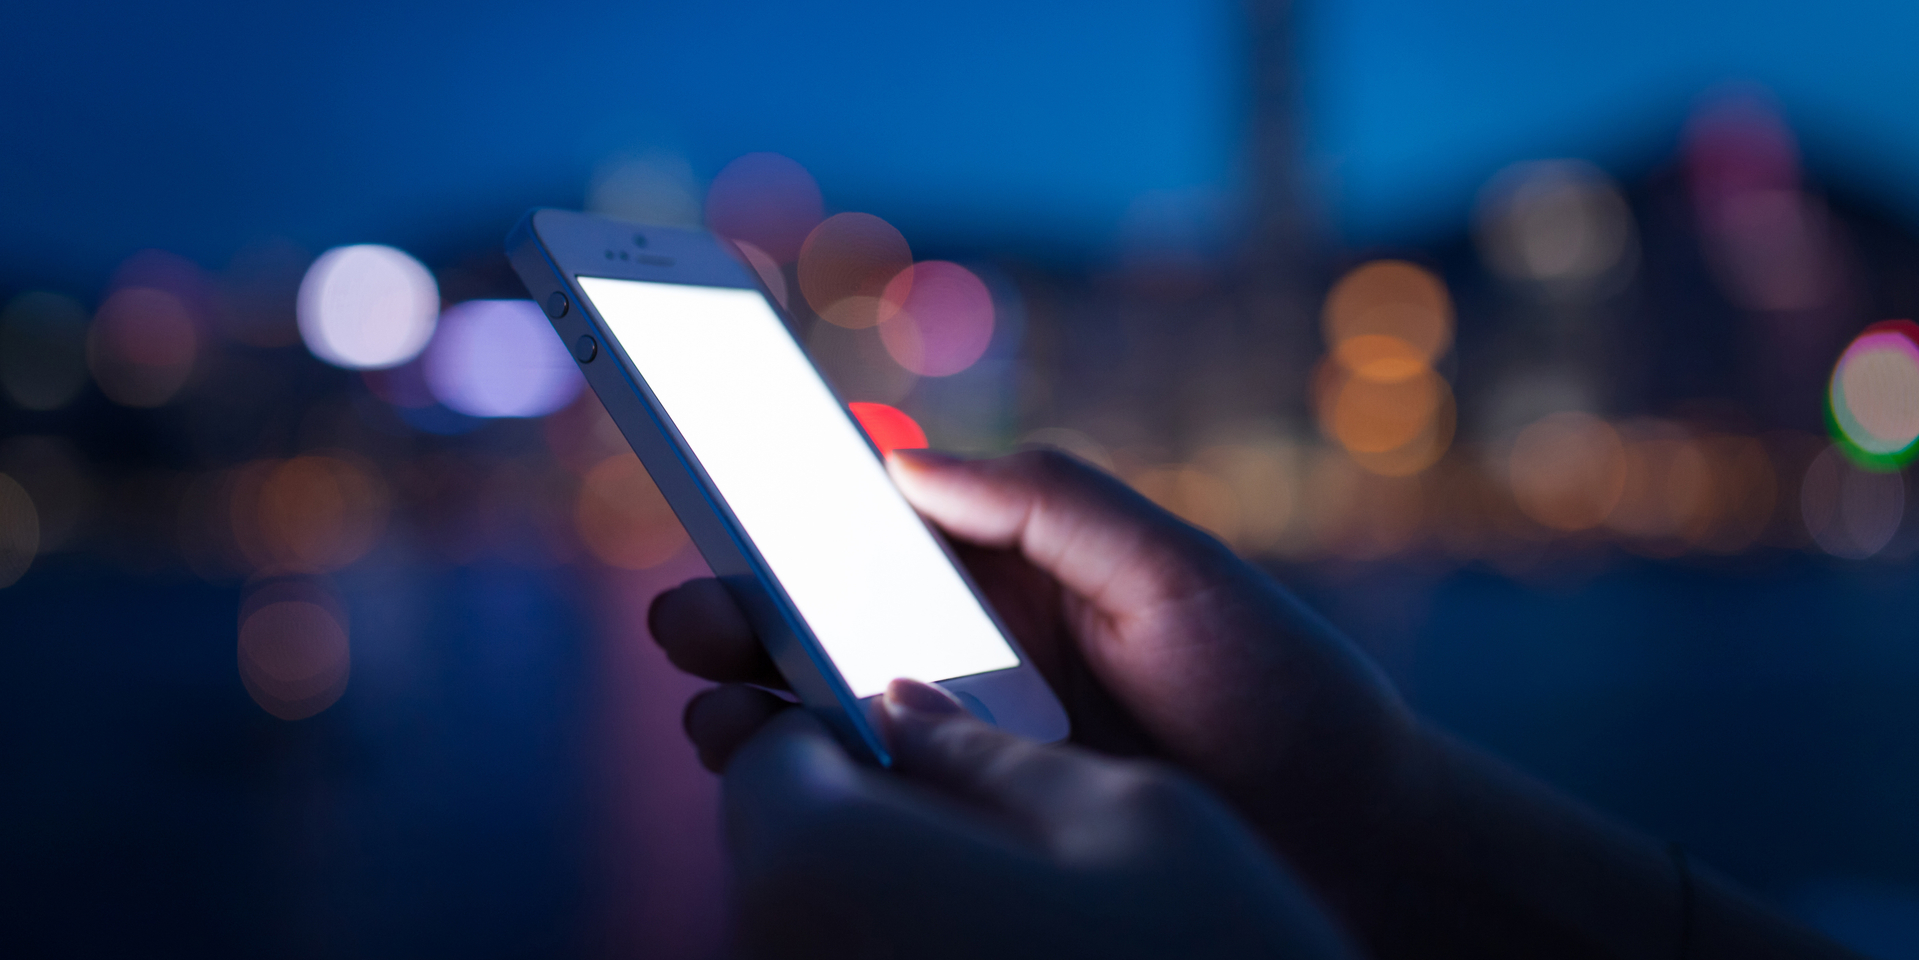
423 299 584 418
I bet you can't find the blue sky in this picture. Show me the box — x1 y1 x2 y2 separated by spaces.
1307 0 1919 240
4 0 1917 287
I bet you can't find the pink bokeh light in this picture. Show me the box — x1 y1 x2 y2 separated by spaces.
878 261 995 377
704 153 824 264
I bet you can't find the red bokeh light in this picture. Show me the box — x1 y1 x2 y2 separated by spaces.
848 402 927 457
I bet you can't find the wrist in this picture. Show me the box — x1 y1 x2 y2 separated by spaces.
1222 688 1433 875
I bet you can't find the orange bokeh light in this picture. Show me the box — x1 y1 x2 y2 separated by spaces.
232 455 390 574
1333 333 1429 383
575 453 688 570
1322 260 1453 364
1131 463 1241 544
1606 424 1713 548
1508 412 1627 531
798 213 913 329
1347 390 1455 478
1694 434 1778 554
1324 367 1444 454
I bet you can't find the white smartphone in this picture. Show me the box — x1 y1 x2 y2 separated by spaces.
506 210 1069 765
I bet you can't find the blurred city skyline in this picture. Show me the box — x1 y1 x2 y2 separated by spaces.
8 3 1919 956
8 0 1919 290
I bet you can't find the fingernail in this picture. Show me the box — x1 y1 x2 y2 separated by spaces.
883 678 965 721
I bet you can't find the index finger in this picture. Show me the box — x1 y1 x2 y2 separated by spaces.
649 577 786 687
887 449 1243 625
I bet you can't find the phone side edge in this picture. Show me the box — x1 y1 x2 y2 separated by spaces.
506 209 893 765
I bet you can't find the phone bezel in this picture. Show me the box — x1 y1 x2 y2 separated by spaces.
506 209 1069 765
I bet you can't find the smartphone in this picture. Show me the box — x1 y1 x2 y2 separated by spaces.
506 209 1069 765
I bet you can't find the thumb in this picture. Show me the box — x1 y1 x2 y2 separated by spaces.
880 678 1135 844
885 448 1241 625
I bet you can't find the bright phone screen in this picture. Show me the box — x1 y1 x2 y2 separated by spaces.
577 276 1020 698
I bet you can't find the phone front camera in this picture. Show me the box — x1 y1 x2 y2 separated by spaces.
633 233 648 248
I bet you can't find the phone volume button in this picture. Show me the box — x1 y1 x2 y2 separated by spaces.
544 291 570 319
572 335 598 364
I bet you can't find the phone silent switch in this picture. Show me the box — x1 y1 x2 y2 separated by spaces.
573 335 598 363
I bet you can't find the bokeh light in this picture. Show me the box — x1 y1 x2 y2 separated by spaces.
0 474 38 588
544 394 631 476
1606 421 1712 548
877 262 996 377
1132 463 1241 544
1802 444 1906 559
1509 412 1627 531
1321 364 1443 454
848 402 928 457
1828 320 1919 467
87 286 199 407
1313 356 1455 477
798 213 913 329
297 244 439 370
704 152 824 264
232 455 391 574
1346 391 1455 478
1196 439 1300 554
1476 160 1635 285
1297 448 1363 555
237 579 350 720
1293 449 1425 559
0 292 91 410
1686 94 1834 313
423 299 584 418
1694 434 1779 554
575 453 688 570
1316 260 1457 477
1341 473 1426 560
1322 260 1453 365
587 150 702 227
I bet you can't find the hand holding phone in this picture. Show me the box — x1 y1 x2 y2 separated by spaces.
720 686 1355 960
507 210 1068 764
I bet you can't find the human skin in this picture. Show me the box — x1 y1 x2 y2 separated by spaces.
651 449 1859 959
716 681 1355 959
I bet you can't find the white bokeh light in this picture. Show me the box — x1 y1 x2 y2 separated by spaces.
297 245 439 370
423 299 583 418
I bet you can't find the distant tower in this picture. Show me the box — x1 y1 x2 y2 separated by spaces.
1231 0 1319 429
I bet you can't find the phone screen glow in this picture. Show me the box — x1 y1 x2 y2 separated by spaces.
576 275 1020 698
